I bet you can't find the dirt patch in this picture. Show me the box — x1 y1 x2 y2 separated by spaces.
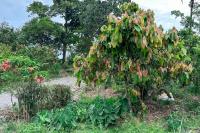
191 95 200 101
83 88 119 98
145 100 175 122
0 107 18 122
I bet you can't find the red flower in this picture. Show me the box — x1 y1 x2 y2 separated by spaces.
1 60 11 71
35 76 44 84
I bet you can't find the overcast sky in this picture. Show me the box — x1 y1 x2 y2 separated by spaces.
0 0 195 30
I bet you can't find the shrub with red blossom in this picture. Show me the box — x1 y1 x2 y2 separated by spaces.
0 55 48 84
1 60 11 71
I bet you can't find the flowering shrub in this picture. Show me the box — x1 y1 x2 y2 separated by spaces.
0 55 49 121
0 43 13 58
16 45 59 75
74 2 192 112
34 76 45 84
1 60 11 71
0 55 47 84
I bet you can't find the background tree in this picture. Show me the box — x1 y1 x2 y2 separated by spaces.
0 22 18 50
19 1 64 50
19 17 64 48
172 0 199 33
189 0 195 30
77 0 130 54
27 1 49 18
192 1 200 32
171 1 199 47
173 0 200 94
51 0 80 63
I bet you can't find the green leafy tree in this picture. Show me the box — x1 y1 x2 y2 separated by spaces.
27 1 49 18
77 0 130 54
74 2 192 113
173 1 200 93
0 22 18 50
51 0 80 63
172 1 200 33
19 17 64 48
19 1 64 49
191 41 200 94
190 0 195 30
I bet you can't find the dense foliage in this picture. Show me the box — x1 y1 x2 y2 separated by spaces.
172 1 200 94
0 44 61 87
35 96 124 131
191 43 200 93
0 55 47 84
1 0 200 133
74 2 192 112
88 97 122 128
77 0 130 54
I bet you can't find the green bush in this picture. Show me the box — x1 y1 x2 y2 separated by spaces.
3 122 56 133
17 82 43 119
16 46 60 75
75 98 93 122
17 84 71 119
190 45 200 94
0 55 46 84
36 103 77 132
88 97 122 128
48 63 62 76
166 112 184 132
0 43 12 57
42 85 72 109
16 46 58 64
34 96 125 131
184 100 200 115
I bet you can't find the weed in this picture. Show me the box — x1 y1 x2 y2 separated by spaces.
166 112 184 132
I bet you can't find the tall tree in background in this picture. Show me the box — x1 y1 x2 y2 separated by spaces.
19 1 64 49
192 1 200 32
171 2 199 47
189 0 195 30
0 22 18 50
77 0 130 54
51 0 80 63
172 0 199 34
177 0 196 31
27 1 49 18
19 18 63 47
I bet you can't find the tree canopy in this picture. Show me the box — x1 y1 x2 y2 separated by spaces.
74 3 192 111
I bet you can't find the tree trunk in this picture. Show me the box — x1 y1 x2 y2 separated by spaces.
125 73 133 115
126 86 133 114
189 0 194 31
62 43 67 64
62 7 68 64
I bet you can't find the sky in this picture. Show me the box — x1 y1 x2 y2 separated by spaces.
0 0 194 30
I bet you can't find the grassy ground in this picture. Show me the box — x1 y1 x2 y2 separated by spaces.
2 115 200 133
1 84 200 133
